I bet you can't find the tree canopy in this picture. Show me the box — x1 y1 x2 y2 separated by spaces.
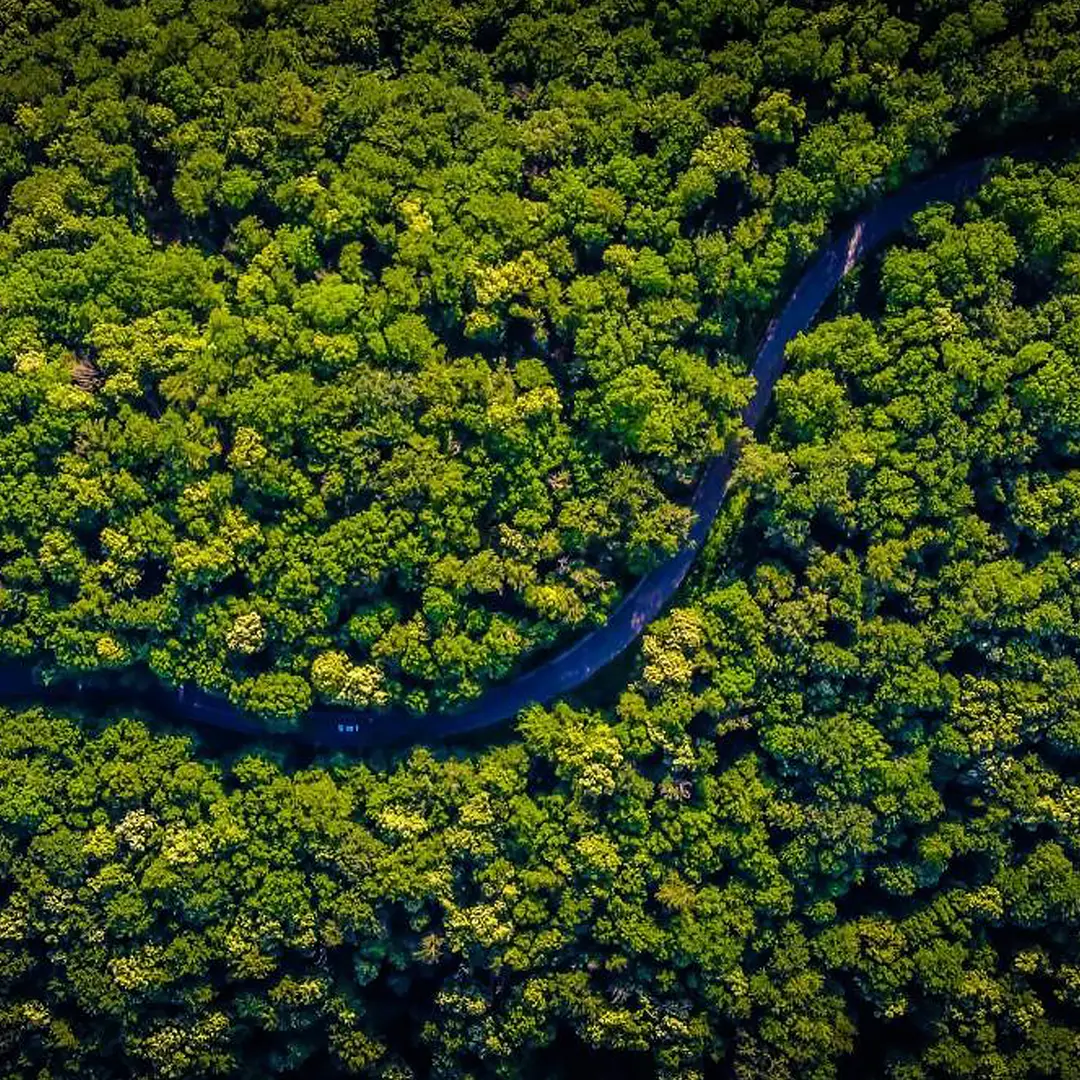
0 0 1077 723
3 147 1080 1078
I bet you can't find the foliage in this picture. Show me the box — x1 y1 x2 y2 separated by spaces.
0 0 1076 718
3 2 1080 1077
4 151 1080 1078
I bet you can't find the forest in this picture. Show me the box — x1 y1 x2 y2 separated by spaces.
1 0 1080 1077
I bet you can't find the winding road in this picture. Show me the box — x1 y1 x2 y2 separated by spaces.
0 153 996 749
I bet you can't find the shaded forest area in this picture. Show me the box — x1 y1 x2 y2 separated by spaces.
0 0 1077 723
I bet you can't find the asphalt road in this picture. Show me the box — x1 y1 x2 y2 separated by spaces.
0 154 994 748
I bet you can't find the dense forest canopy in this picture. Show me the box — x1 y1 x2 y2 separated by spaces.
4 127 1080 1080
3 1 1080 1079
0 0 1077 724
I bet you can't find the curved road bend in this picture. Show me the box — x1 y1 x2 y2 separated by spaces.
0 154 993 749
